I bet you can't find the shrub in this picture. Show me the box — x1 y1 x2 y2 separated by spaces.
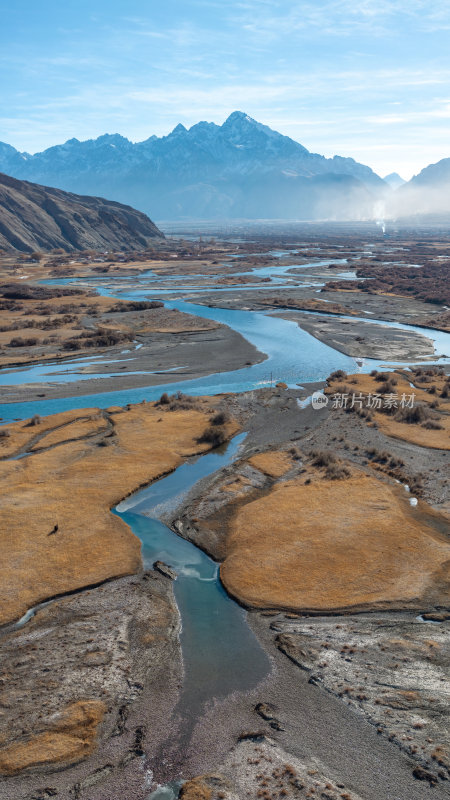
8 336 38 347
211 410 230 426
333 383 353 395
325 463 351 480
167 392 199 411
156 391 200 411
198 425 227 447
110 300 164 312
378 380 397 394
367 448 389 463
327 369 347 381
61 328 134 351
27 414 41 427
310 450 338 467
394 405 433 424
0 283 82 300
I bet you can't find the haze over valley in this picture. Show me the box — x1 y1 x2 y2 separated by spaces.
1 3 449 800
2 112 450 223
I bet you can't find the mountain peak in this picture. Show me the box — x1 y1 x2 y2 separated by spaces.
0 141 19 156
96 133 130 144
223 111 255 127
0 114 387 220
170 123 187 136
383 172 405 188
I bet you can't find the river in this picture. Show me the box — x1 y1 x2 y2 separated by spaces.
1 255 448 798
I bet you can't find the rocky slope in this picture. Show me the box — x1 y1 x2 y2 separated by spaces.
0 112 387 220
0 172 164 252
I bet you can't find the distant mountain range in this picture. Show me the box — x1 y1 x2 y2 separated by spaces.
383 173 405 189
1 113 447 222
390 158 450 217
0 112 388 221
0 173 163 252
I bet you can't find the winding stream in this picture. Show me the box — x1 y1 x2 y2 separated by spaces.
115 432 269 713
1 253 449 796
1 252 449 421
116 432 270 796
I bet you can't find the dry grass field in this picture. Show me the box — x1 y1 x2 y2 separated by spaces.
0 398 238 625
221 472 450 612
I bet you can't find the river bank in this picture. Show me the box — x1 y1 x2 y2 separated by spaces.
0 322 264 404
155 383 449 797
0 233 449 799
276 311 437 360
1 387 448 799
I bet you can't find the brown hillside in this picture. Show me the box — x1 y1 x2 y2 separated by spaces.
0 172 164 252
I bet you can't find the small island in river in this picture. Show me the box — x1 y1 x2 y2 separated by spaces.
0 227 448 800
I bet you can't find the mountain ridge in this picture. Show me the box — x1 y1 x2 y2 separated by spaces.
0 112 386 221
389 157 450 217
0 172 164 252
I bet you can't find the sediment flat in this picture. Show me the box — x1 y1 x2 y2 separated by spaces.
1 235 449 799
0 322 264 404
276 310 436 360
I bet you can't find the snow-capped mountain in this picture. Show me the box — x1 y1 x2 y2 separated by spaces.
0 112 387 220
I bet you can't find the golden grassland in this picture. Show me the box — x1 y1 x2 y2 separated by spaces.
179 777 213 800
0 701 106 776
0 294 112 366
375 412 450 449
221 472 450 613
248 450 293 478
327 372 450 450
30 413 109 449
0 407 106 458
0 399 238 625
326 370 442 403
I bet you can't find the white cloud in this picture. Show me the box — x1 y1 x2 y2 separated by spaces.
2 0 450 179
229 0 450 39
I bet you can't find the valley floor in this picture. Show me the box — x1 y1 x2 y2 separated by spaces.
0 228 448 799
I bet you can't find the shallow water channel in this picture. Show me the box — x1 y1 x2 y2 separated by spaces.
115 432 270 797
1 255 449 797
115 431 269 711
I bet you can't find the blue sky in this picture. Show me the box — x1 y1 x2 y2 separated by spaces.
1 0 450 178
